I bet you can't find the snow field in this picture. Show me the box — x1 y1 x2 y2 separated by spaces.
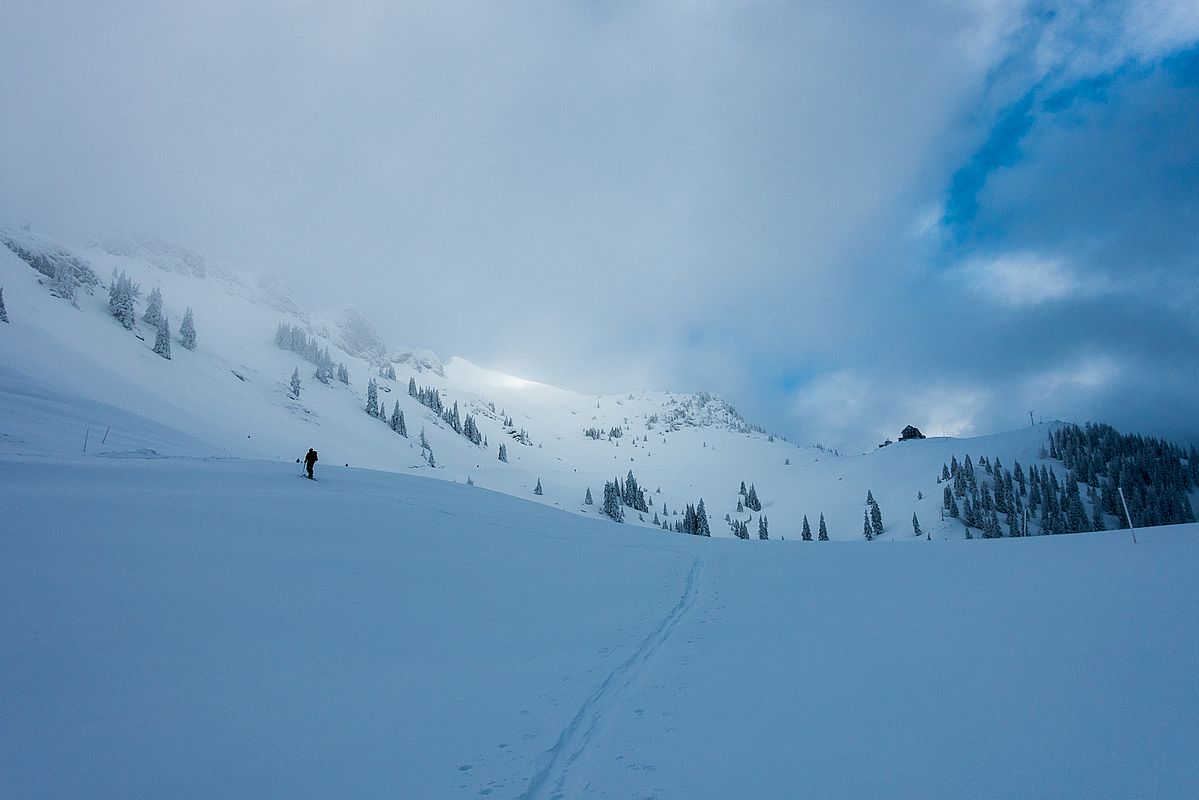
3 453 1196 799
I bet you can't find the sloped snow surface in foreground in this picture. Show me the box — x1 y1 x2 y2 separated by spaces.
3 450 1197 799
2 233 1197 797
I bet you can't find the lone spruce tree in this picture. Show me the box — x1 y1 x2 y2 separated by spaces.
153 316 171 359
818 513 829 541
366 378 378 416
142 287 163 328
534 478 543 496
108 269 137 328
801 514 812 541
178 307 196 349
390 401 407 436
869 494 884 539
602 481 624 522
290 368 301 398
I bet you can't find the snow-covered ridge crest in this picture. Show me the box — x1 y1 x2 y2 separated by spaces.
444 356 559 393
91 230 212 279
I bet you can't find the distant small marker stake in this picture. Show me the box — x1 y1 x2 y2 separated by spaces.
1118 486 1137 544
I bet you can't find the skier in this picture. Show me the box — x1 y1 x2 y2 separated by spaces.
302 448 318 479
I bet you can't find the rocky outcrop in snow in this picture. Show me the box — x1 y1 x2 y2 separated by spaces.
391 346 444 376
1 225 99 291
91 231 211 278
649 392 765 435
311 304 389 364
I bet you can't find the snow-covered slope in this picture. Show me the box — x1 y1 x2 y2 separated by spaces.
0 231 1186 540
3 452 1196 799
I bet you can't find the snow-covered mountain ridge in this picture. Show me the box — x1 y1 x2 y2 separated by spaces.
2 227 1194 540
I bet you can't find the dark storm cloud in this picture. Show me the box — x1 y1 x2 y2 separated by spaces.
796 28 1199 449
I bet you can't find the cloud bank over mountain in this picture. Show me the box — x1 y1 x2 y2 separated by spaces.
1 1 1195 449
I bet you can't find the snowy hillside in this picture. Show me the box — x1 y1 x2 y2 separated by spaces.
3 452 1197 799
1 228 1194 542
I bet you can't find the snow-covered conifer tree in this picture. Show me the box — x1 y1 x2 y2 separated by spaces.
52 261 76 305
337 363 349 384
801 514 812 541
746 484 761 512
818 513 829 541
390 401 406 435
463 414 482 445
912 513 922 537
0 287 8 323
584 487 593 505
315 347 334 384
869 494 884 538
178 307 196 349
497 443 508 463
142 287 163 328
863 510 873 541
534 478 543 496
758 515 769 540
602 481 623 522
153 316 171 359
408 377 417 397
290 368 301 398
108 269 137 328
366 378 378 416
962 494 975 529
696 499 711 537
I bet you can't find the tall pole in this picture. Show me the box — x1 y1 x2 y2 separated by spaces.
1118 486 1137 544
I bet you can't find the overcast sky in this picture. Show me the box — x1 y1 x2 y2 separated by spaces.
3 1 1197 449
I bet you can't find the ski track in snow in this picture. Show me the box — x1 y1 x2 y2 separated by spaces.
518 559 703 800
